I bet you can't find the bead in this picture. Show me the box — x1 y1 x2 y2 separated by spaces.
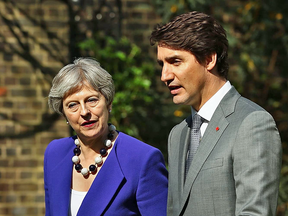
72 156 80 164
95 156 102 165
109 124 116 131
73 147 81 155
105 139 112 148
81 168 89 176
75 163 82 171
72 124 115 176
107 133 114 140
74 139 80 145
100 148 107 156
89 164 97 172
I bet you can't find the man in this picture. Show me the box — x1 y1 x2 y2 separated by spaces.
150 11 282 216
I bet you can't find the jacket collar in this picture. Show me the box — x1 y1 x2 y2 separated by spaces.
78 139 125 215
49 134 125 215
179 87 241 214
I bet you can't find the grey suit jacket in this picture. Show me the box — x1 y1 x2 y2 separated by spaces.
167 87 282 216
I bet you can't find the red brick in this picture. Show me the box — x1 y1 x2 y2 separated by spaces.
13 183 38 191
13 160 38 167
0 183 10 191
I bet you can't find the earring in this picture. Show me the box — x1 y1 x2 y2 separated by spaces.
66 121 69 125
109 109 111 113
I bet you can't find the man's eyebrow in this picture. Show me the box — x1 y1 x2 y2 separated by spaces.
157 54 182 66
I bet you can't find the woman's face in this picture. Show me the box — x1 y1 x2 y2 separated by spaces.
62 84 111 142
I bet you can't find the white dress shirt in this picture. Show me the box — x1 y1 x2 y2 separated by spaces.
192 81 232 136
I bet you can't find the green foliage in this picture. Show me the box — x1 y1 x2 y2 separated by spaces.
152 0 288 214
79 36 154 137
78 35 182 158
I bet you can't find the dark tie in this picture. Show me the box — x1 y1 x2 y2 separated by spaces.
185 114 204 178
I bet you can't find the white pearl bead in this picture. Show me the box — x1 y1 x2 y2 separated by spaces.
109 124 116 131
105 139 112 148
95 156 102 165
72 156 80 164
81 168 89 176
74 139 80 145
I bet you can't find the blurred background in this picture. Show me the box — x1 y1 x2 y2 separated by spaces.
0 0 287 215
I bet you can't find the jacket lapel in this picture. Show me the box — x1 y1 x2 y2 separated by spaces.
179 87 240 213
50 145 74 215
178 121 191 198
77 140 125 215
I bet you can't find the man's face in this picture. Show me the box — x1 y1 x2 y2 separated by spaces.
157 46 209 110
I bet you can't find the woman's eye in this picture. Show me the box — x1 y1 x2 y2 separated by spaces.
87 97 98 105
68 103 78 110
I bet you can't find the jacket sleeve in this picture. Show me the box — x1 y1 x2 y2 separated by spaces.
167 125 177 216
44 143 51 216
136 148 168 216
233 111 282 216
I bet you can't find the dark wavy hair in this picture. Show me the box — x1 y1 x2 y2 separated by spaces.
150 11 229 78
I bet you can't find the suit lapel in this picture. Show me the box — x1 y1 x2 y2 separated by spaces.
178 121 191 195
78 140 125 215
179 87 240 213
50 145 74 215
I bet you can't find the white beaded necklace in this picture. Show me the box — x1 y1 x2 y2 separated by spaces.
72 124 116 176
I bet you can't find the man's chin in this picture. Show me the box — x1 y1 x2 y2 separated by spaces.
172 96 184 105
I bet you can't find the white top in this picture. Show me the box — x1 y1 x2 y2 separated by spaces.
69 189 87 216
192 81 232 136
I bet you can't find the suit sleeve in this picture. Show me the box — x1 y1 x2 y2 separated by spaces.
136 148 168 216
167 126 176 216
233 111 282 216
44 144 51 216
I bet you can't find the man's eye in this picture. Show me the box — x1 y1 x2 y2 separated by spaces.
173 60 181 65
157 60 163 67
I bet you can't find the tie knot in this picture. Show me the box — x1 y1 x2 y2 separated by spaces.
192 114 204 129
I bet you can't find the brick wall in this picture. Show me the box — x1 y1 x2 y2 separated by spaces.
0 0 160 215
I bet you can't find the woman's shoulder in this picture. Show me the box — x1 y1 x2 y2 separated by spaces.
117 132 158 151
45 136 76 156
115 132 163 160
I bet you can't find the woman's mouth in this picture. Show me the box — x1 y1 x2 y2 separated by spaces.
81 120 96 127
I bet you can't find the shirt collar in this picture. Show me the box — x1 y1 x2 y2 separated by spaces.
192 81 232 121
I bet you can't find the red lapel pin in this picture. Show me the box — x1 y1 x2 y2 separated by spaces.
216 127 219 131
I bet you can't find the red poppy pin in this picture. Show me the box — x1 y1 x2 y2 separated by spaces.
216 127 219 131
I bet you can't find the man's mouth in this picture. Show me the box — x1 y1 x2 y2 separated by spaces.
168 85 181 95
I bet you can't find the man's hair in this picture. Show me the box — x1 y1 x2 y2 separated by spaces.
150 11 229 78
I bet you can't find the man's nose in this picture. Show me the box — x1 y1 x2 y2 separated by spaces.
161 64 173 83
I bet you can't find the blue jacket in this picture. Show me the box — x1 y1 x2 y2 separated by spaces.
44 132 168 216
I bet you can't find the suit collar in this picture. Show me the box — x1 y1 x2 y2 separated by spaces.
49 134 125 216
49 142 74 215
78 138 125 215
179 86 241 213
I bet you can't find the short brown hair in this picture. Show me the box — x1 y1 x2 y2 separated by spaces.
150 11 229 78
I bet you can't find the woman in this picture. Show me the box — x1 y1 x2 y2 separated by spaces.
44 58 168 216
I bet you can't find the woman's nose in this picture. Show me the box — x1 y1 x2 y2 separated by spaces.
80 104 90 116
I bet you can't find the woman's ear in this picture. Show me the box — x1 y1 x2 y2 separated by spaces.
108 103 112 113
206 52 217 71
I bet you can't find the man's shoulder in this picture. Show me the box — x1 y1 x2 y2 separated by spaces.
169 115 192 139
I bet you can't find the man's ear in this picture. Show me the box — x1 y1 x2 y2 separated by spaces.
206 53 217 71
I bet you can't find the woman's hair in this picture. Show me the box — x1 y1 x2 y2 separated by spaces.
150 11 229 78
48 57 115 115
